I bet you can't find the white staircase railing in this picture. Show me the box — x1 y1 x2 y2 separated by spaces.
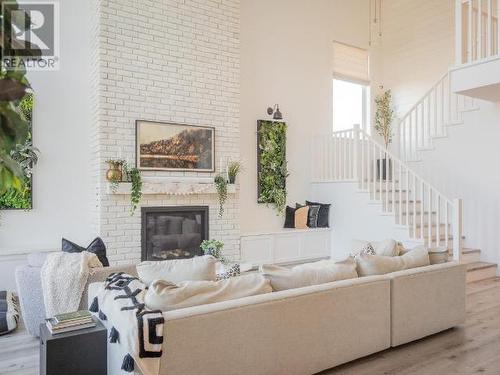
397 71 477 162
456 0 500 65
312 125 463 261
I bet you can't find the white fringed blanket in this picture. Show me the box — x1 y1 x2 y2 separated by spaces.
41 252 102 318
90 273 164 375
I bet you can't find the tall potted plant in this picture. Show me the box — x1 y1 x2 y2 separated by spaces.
374 89 394 181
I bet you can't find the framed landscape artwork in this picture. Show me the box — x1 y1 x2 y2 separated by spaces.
136 120 215 172
0 93 34 210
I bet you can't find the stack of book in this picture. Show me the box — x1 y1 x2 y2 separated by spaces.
46 310 96 335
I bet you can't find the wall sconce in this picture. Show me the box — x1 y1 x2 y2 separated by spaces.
266 104 283 120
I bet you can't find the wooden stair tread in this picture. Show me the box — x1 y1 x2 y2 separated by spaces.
462 248 481 254
415 223 450 228
447 248 481 256
388 200 422 203
466 262 497 271
400 211 437 215
375 189 409 193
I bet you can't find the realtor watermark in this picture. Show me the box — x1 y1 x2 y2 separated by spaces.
1 1 60 71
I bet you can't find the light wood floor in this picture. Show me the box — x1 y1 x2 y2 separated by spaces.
322 277 500 375
2 278 500 375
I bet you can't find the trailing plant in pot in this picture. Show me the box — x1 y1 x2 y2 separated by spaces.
200 239 229 264
109 160 143 215
374 89 395 181
227 161 242 184
214 174 227 218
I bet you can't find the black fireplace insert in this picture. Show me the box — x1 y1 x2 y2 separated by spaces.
141 206 209 261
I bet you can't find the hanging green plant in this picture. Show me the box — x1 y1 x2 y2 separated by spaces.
1 93 38 210
214 174 227 218
128 167 142 216
257 120 289 215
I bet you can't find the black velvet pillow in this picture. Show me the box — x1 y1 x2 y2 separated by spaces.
306 201 331 228
62 237 109 267
284 206 296 228
296 203 320 228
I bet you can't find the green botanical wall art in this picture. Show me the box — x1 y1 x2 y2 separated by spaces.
0 93 35 210
257 120 289 215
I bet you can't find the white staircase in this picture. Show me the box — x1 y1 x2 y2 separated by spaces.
312 126 497 281
313 126 462 259
311 1 500 281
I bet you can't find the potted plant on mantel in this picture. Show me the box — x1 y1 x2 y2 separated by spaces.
227 161 242 184
374 89 395 181
106 159 142 216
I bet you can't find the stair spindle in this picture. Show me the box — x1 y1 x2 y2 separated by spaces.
421 180 424 240
436 195 441 247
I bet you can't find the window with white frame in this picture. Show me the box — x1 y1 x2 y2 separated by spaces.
332 41 370 133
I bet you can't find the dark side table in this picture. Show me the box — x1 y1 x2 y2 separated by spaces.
40 318 107 375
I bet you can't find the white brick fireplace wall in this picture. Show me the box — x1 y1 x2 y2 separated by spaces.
91 0 241 265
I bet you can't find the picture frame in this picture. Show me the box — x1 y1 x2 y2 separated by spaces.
135 120 215 172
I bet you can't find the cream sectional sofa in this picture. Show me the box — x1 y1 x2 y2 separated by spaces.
89 261 466 375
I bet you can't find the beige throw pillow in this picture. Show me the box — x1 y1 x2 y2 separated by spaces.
260 257 358 292
356 246 430 277
137 255 217 285
144 273 272 311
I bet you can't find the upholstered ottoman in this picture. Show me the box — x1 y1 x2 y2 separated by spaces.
0 291 19 335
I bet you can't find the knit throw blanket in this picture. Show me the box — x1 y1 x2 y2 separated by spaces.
90 273 164 375
41 252 103 318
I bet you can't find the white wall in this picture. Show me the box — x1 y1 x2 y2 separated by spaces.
240 0 370 234
0 0 93 254
371 0 455 117
0 0 93 290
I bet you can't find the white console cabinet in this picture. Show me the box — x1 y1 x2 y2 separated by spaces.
240 228 331 266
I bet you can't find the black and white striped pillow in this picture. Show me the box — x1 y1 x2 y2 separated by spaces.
0 291 19 335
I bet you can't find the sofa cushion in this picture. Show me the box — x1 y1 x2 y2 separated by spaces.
137 255 217 285
260 257 358 292
62 237 109 267
144 273 272 311
356 246 430 277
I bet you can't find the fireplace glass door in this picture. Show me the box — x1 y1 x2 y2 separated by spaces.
141 206 209 261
